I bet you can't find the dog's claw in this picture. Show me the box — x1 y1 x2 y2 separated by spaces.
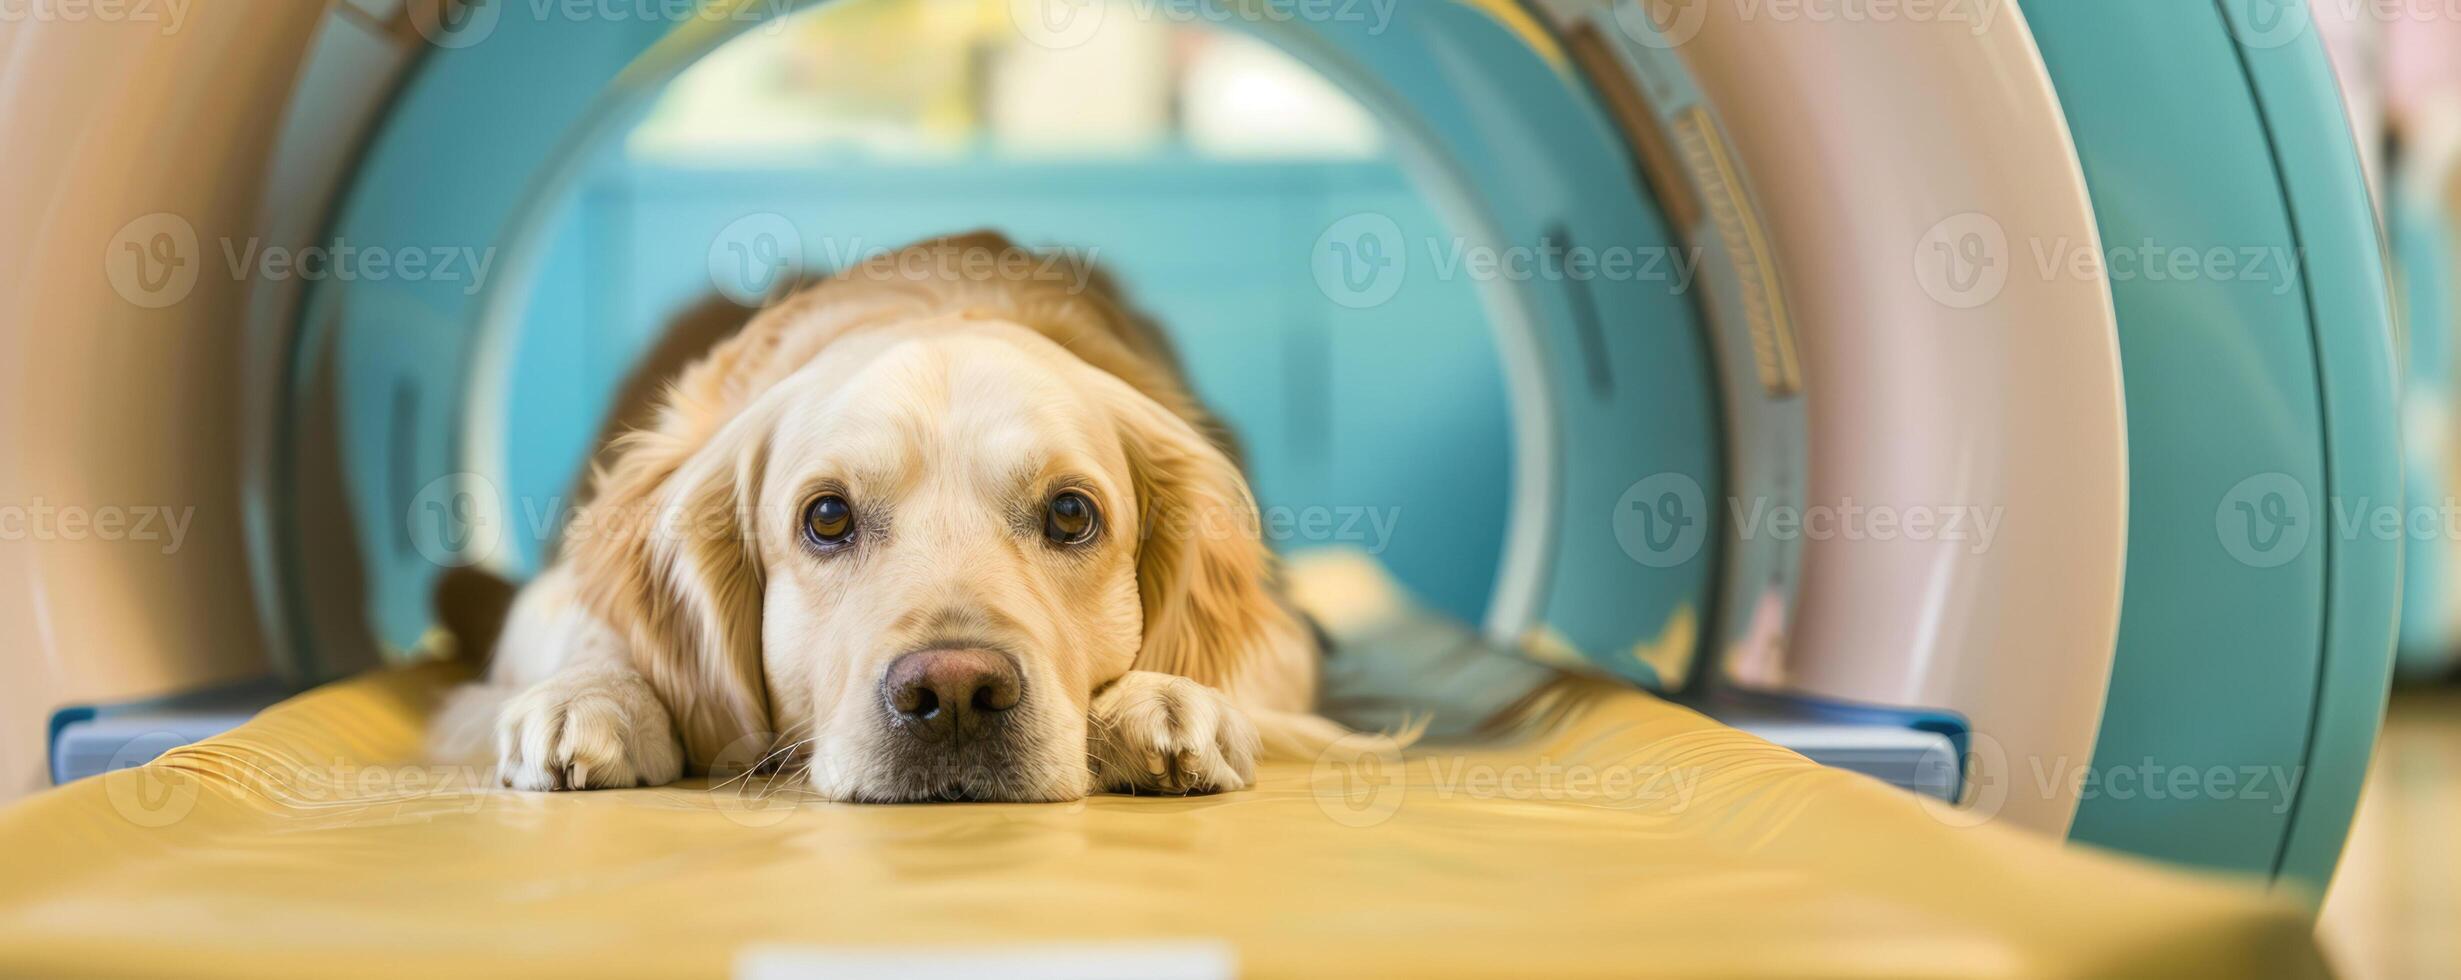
495 673 684 792
1089 671 1258 796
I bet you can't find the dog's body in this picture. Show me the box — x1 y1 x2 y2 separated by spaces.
436 234 1348 801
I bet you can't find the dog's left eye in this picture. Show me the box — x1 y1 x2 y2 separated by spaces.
1043 490 1100 545
803 494 855 548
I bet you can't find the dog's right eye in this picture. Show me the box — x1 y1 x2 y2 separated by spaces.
1043 489 1100 546
802 494 855 548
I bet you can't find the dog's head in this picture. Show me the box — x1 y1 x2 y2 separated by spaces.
570 261 1299 801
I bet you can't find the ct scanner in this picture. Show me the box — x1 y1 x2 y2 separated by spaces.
0 0 2419 970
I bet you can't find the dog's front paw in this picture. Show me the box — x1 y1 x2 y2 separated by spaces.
1089 671 1259 795
497 671 684 791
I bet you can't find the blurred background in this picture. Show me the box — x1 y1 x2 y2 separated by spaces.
2313 10 2461 977
8 1 2461 975
499 0 1516 626
533 5 2461 974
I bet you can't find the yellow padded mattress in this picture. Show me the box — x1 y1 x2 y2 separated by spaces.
0 662 2324 979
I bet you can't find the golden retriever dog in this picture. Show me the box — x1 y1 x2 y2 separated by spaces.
435 233 1354 802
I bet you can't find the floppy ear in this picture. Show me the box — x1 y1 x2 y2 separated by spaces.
1111 388 1316 712
568 413 776 775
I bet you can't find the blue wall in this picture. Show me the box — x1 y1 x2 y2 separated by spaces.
499 151 1515 621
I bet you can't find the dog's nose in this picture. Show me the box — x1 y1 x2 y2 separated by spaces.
882 648 1022 739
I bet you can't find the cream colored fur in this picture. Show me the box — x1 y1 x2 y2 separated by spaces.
434 234 1343 800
